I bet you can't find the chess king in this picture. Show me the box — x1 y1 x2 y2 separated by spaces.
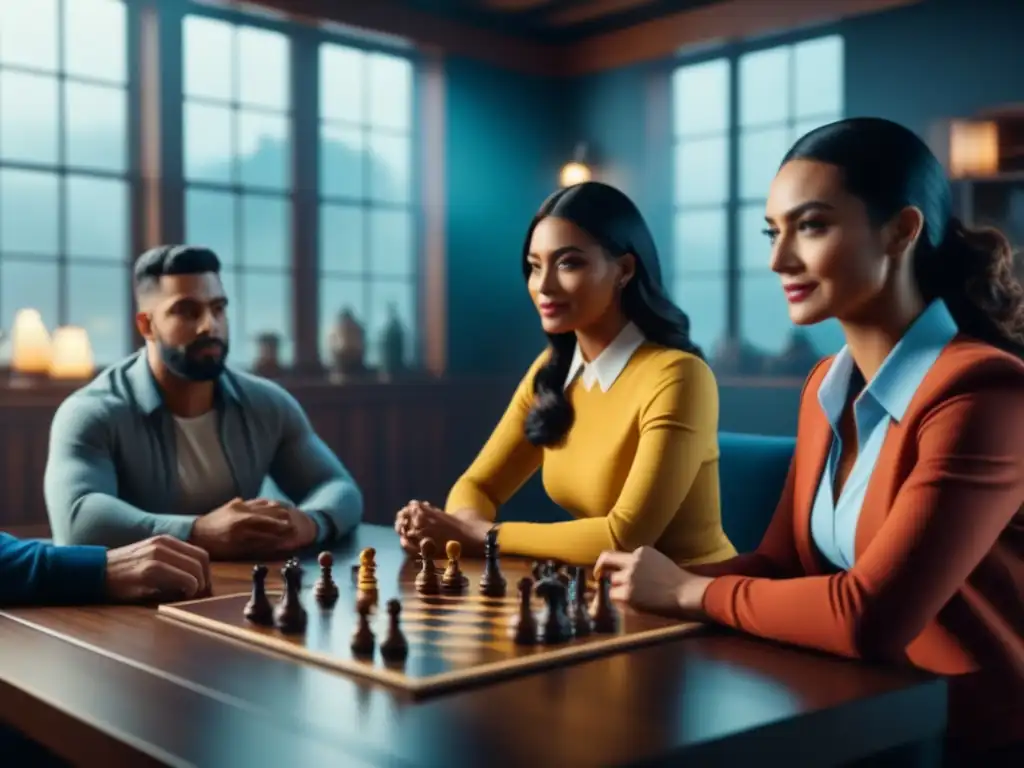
43 245 364 559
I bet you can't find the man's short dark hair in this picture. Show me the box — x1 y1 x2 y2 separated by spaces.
134 245 222 297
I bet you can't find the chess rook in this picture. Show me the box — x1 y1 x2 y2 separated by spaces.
357 547 378 594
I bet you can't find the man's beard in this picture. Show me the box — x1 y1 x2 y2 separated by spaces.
155 330 230 382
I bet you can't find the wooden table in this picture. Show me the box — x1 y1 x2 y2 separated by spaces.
0 525 947 767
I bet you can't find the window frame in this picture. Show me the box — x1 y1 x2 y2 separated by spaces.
668 25 843 352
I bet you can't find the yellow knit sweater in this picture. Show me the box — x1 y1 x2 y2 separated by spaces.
444 344 737 566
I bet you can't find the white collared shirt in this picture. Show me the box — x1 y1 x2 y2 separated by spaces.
563 322 647 392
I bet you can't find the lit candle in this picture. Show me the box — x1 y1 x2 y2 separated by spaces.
10 308 53 375
49 326 95 380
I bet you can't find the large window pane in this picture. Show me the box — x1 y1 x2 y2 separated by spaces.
0 259 60 364
240 271 292 367
237 27 289 111
794 36 843 119
674 137 728 206
319 276 366 364
67 176 127 261
320 204 364 275
238 110 289 190
183 16 233 101
0 169 59 254
672 274 726 356
184 102 233 183
674 209 727 274
65 82 127 172
672 58 729 137
67 263 128 364
0 71 59 164
739 46 791 128
241 194 289 270
368 53 412 131
320 45 365 124
185 189 236 266
321 124 365 199
739 127 790 201
367 280 416 366
740 273 794 355
64 0 126 83
369 210 414 278
0 0 58 71
738 201 771 271
368 134 410 203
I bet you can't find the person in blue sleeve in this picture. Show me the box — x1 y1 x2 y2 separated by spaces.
42 245 363 559
0 532 209 606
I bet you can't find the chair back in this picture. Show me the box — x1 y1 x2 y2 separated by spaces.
717 431 795 552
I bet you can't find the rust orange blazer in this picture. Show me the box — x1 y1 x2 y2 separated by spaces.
698 336 1024 749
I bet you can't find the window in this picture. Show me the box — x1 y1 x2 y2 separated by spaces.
317 43 416 368
0 0 130 366
670 58 730 356
182 14 293 370
737 35 844 356
671 33 844 362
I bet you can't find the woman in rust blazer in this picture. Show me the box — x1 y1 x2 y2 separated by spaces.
596 118 1024 763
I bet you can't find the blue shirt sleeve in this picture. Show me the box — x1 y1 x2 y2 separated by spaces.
0 533 108 606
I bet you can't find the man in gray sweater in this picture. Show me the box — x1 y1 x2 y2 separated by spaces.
43 245 363 559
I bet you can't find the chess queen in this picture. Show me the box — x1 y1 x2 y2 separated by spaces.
394 181 738 568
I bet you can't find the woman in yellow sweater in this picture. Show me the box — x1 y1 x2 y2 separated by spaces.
395 181 736 566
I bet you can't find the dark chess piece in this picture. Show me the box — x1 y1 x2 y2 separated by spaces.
512 577 538 645
379 599 409 662
273 562 308 634
535 571 573 644
350 600 375 656
479 527 507 597
441 540 469 594
589 573 619 633
569 566 592 637
243 564 273 625
531 561 545 581
314 551 339 607
415 538 441 595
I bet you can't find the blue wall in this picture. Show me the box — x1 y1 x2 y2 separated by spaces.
443 57 567 375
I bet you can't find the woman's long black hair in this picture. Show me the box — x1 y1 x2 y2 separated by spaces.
522 181 703 447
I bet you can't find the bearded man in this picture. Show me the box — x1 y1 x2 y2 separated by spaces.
43 245 362 559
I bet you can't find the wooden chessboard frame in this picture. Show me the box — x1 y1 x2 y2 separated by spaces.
157 590 703 697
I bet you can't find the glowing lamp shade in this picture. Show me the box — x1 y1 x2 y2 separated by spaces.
949 120 999 178
49 326 95 379
10 308 53 375
559 160 592 187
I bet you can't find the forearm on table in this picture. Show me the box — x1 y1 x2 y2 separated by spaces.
497 517 615 565
58 492 196 547
297 479 363 543
0 534 108 606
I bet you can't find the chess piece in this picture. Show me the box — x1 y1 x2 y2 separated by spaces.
273 562 308 634
415 538 441 595
243 564 273 625
350 600 375 656
357 548 378 593
531 561 545 581
535 571 573 644
441 540 469 594
512 577 538 645
479 527 507 597
589 573 619 633
379 599 409 662
569 566 592 637
314 551 339 608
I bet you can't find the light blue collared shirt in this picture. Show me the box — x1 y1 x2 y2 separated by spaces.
810 300 959 570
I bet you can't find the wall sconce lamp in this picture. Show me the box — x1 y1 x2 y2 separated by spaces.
949 120 999 178
560 142 592 187
10 308 53 381
49 326 95 380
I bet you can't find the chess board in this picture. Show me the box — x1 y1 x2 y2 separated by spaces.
157 554 702 697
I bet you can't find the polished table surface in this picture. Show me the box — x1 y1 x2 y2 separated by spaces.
0 525 947 767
